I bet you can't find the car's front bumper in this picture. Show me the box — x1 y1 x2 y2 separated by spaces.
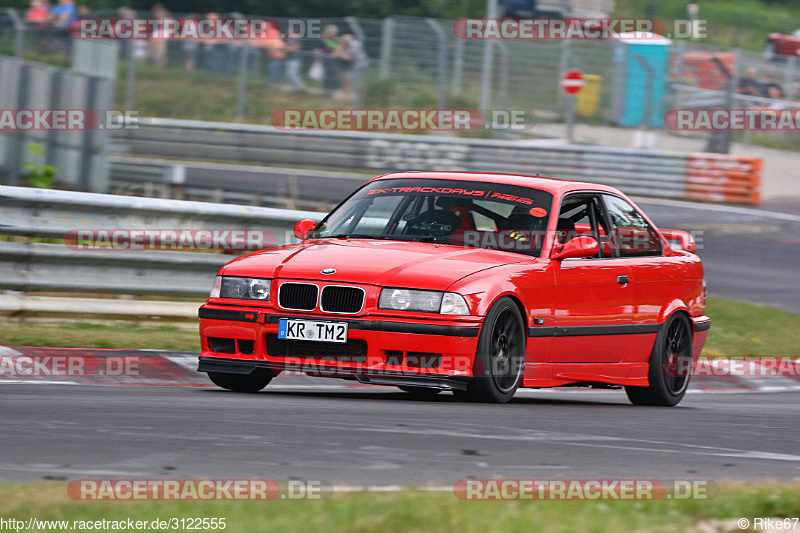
197 304 483 382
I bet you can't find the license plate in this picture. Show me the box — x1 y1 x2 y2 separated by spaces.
278 319 348 343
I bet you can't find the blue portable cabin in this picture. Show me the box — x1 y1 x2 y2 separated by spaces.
609 32 672 128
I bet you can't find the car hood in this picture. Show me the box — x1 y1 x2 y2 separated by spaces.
221 239 530 291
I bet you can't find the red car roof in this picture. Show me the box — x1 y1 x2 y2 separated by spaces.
372 171 623 196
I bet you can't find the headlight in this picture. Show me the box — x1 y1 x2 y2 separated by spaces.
210 276 271 301
440 292 470 315
209 276 222 298
378 288 470 315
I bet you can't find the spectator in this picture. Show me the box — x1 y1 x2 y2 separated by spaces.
263 20 285 85
737 68 762 97
181 14 199 72
25 0 50 26
336 33 367 99
148 4 171 69
26 0 50 51
44 0 75 52
762 75 785 100
200 12 222 72
48 0 76 28
316 24 340 96
118 7 147 61
284 27 304 89
332 34 355 98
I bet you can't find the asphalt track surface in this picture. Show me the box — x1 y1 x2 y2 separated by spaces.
2 383 800 484
635 199 800 314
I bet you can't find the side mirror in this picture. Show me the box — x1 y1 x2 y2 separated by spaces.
293 219 317 240
660 229 696 253
552 236 599 260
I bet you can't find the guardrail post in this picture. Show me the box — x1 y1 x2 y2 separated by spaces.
167 164 186 200
425 19 447 109
379 17 394 80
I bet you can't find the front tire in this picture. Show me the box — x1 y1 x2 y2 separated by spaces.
457 297 525 403
625 314 693 406
208 369 274 393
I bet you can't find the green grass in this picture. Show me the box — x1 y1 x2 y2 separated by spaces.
1 297 799 357
119 64 483 126
1 482 800 532
616 0 800 51
0 321 200 351
702 296 800 356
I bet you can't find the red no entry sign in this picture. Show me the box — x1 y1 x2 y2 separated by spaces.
561 69 585 96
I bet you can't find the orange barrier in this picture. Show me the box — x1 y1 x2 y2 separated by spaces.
671 51 737 90
685 153 762 205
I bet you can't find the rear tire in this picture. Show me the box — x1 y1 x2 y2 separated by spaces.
625 314 693 406
398 386 442 397
457 297 525 403
208 370 273 393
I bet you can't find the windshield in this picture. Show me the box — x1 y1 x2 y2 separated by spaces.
313 178 554 257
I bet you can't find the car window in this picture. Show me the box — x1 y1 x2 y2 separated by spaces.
314 178 554 257
555 195 608 259
602 195 663 257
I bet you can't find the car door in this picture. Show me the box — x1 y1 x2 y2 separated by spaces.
602 194 676 364
546 193 634 363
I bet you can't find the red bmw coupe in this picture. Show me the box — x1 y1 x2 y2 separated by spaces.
198 172 709 405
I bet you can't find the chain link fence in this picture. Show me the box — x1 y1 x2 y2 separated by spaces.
2 7 800 149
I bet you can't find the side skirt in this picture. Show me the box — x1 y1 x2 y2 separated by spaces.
521 363 650 388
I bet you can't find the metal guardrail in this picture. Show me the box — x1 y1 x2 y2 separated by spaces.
0 186 321 296
107 156 373 210
112 117 762 205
